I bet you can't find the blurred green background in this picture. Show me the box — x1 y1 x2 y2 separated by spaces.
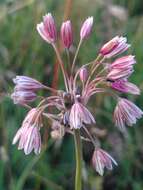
0 0 143 189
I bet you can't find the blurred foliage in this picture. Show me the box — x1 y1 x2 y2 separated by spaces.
0 0 143 189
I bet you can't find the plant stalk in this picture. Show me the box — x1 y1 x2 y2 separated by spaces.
74 129 82 190
52 44 69 92
71 39 82 74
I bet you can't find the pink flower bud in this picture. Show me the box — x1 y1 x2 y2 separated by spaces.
11 75 44 105
111 79 140 95
61 20 73 49
100 36 130 58
79 67 88 82
13 76 44 91
37 13 57 43
106 55 136 80
80 17 93 40
11 91 37 105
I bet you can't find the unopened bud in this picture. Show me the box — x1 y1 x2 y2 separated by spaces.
100 36 130 58
61 20 73 49
37 13 57 43
79 67 88 82
80 17 93 40
11 91 37 104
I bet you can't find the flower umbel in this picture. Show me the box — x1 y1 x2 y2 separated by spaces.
11 12 143 190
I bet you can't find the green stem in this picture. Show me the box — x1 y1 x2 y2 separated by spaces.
74 129 82 190
71 39 82 74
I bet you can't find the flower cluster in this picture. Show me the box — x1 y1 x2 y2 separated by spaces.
11 13 142 177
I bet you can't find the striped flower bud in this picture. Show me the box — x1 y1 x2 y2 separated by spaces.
80 17 93 40
61 20 73 49
13 76 44 91
79 67 88 82
111 79 140 95
100 36 130 58
11 91 37 105
107 55 136 80
37 13 57 43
